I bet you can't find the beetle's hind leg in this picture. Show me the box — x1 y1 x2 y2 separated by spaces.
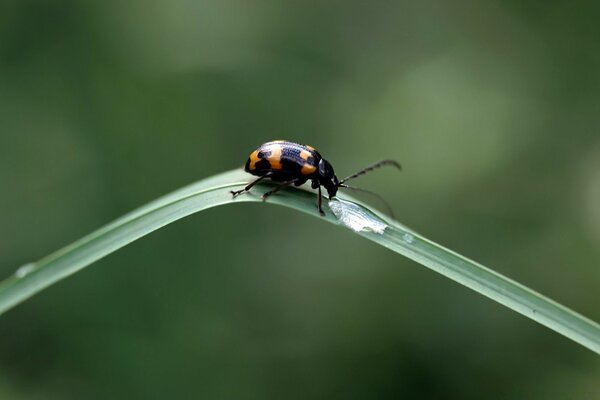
230 174 270 197
260 179 297 201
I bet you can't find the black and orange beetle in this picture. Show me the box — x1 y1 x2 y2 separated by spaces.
231 140 400 215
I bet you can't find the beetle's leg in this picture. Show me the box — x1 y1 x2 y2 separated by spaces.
260 179 296 201
231 173 270 197
294 178 307 186
317 184 325 215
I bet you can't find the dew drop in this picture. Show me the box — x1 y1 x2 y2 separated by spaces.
402 233 414 244
328 198 388 234
15 263 35 279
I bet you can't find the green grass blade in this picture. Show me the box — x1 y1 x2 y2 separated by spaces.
0 169 599 354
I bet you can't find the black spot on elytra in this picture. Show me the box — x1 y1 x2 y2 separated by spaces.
255 159 271 171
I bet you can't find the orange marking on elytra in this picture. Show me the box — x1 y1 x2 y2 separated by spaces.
299 150 316 174
299 150 312 160
301 164 317 175
248 150 260 170
267 145 283 170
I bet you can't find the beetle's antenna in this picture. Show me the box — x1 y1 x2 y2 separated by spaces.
338 184 395 218
339 160 401 184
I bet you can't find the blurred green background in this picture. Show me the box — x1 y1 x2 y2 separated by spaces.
1 0 600 398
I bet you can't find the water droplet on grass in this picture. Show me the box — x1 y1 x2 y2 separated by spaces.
402 233 414 244
329 198 387 234
15 263 35 279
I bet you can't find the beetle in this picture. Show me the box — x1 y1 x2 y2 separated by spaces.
231 140 400 215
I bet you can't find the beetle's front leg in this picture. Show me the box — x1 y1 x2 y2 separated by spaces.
317 185 325 216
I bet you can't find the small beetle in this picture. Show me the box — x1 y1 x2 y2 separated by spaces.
231 140 400 215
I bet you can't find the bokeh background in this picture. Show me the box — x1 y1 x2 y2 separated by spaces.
1 0 600 398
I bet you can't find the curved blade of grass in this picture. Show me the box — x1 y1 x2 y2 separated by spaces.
0 169 599 354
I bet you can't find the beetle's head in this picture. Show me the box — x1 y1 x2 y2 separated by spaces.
318 158 339 198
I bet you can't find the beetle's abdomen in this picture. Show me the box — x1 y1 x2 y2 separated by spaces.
245 141 320 178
